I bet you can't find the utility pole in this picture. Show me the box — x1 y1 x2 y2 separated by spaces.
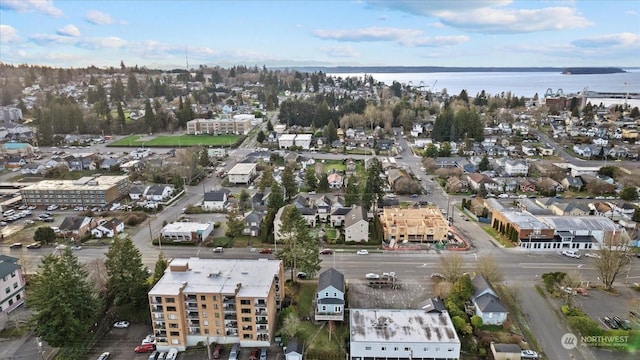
206 336 212 360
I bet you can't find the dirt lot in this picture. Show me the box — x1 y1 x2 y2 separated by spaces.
348 279 434 309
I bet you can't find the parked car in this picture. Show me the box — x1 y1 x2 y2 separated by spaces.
259 248 273 254
142 334 156 344
97 352 110 360
212 247 224 253
430 273 445 280
212 345 223 359
113 321 130 328
297 272 308 279
319 249 334 255
356 249 369 255
562 250 581 259
249 349 259 360
228 344 240 360
259 348 267 360
156 352 167 360
27 243 42 249
602 316 619 329
135 343 156 353
521 349 539 359
166 348 178 360
46 204 58 211
9 243 23 249
24 219 35 225
366 273 380 280
55 244 68 250
147 352 159 360
585 253 601 259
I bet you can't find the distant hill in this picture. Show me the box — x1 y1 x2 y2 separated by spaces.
285 66 629 74
561 67 626 75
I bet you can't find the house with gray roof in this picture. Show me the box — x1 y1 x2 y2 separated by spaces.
315 268 345 321
242 211 264 237
344 205 369 242
202 189 229 211
471 275 508 325
59 216 93 239
285 338 303 360
0 255 26 323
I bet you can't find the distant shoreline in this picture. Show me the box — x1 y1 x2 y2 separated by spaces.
289 66 630 74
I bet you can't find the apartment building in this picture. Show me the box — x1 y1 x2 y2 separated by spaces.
0 255 26 330
186 117 253 136
20 175 129 207
148 258 284 352
380 207 449 243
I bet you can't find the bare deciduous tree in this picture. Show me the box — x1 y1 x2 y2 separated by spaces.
593 234 631 291
86 258 108 294
433 280 453 299
439 253 464 283
476 255 504 283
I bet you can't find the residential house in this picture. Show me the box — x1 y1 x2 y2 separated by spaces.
376 139 394 150
446 176 467 193
344 206 369 243
417 297 446 314
536 177 563 193
573 144 592 157
467 173 498 192
4 157 25 169
579 175 616 194
285 339 303 360
330 207 351 227
129 185 146 200
0 255 26 327
145 184 174 202
242 211 264 237
202 190 229 211
314 196 333 223
64 154 95 171
471 275 508 325
20 163 45 175
410 123 423 137
503 159 529 176
59 216 93 239
291 195 317 226
327 173 344 189
490 343 522 360
100 158 120 171
315 268 345 321
561 176 584 191
90 218 125 238
549 202 590 217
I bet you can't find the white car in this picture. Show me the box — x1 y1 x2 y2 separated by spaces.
521 349 539 359
46 204 59 211
365 273 380 280
55 244 68 250
585 253 601 259
356 250 369 255
562 250 581 259
71 245 83 250
113 321 130 328
142 334 155 344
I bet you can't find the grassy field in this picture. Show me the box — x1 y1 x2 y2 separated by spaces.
109 134 242 147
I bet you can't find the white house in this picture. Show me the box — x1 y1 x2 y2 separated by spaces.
145 185 174 202
227 163 257 184
327 173 343 189
202 190 228 211
278 134 297 149
90 218 125 238
294 134 312 150
471 276 508 325
129 185 146 200
315 268 345 321
349 309 460 360
285 339 303 360
504 159 529 176
130 148 151 160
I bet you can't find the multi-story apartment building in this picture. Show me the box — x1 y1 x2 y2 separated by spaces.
20 175 130 207
186 116 253 136
380 207 449 244
148 258 284 351
0 255 26 330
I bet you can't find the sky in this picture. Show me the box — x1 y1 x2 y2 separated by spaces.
0 0 639 69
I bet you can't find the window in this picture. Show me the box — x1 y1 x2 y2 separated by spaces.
166 306 176 312
169 323 178 328
381 347 386 351
16 294 20 300
203 320 209 326
241 309 251 314
170 331 180 336
322 306 326 311
9 299 13 306
171 339 179 345
213 295 217 301
202 312 207 318
365 347 371 351
242 317 251 322
201 304 207 309
166 297 175 303
215 313 220 318
5 287 9 294
11 272 16 278
404 347 410 351
13 283 18 289
325 292 329 296
204 329 209 334
394 347 399 351
201 295 206 301
240 299 250 305
168 314 178 320
215 321 220 327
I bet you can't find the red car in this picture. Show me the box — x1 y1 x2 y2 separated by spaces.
319 249 334 255
249 348 259 360
134 343 156 353
259 248 273 254
212 345 223 359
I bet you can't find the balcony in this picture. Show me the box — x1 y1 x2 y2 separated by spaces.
151 297 163 304
186 303 198 309
153 322 166 330
225 321 238 329
224 313 236 320
256 317 267 324
186 312 199 319
255 309 267 316
151 305 163 313
156 337 168 344
315 310 344 321
226 330 238 337
188 327 200 335
153 314 165 320
223 304 236 311
155 330 167 337
257 326 268 333
254 299 267 307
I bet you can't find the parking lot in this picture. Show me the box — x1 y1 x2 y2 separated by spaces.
575 285 640 330
348 278 433 309
87 323 153 360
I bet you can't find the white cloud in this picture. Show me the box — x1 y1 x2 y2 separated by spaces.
401 35 469 47
0 0 63 17
84 10 114 25
322 45 360 58
625 10 638 16
313 27 423 42
366 1 591 33
572 32 640 48
57 24 81 37
29 33 76 46
78 36 127 49
0 24 20 43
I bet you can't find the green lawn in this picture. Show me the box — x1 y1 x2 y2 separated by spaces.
108 134 242 147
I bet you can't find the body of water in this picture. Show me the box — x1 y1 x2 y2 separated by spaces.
328 70 640 99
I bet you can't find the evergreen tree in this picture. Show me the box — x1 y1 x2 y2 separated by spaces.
478 155 490 171
144 99 155 131
256 130 266 143
344 174 360 207
151 252 168 286
267 181 285 211
29 250 99 348
225 210 245 238
267 120 274 132
258 167 273 193
317 173 329 192
281 165 297 200
275 205 321 281
198 149 210 167
305 167 317 191
104 237 149 308
116 101 126 132
324 120 338 143
127 72 139 100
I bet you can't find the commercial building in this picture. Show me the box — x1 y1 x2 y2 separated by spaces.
277 134 313 150
1 143 34 157
160 222 214 243
0 255 26 330
148 258 284 351
186 116 253 135
349 308 460 360
20 175 129 207
227 163 257 184
380 208 449 244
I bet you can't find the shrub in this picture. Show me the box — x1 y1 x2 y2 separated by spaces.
471 315 483 328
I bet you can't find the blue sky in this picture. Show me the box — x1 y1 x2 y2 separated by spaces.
1 0 639 69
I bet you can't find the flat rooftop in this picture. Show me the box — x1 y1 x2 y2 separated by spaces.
149 258 281 298
228 163 257 175
350 309 460 344
161 222 211 233
278 134 296 141
499 211 552 230
540 216 617 231
21 175 128 191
